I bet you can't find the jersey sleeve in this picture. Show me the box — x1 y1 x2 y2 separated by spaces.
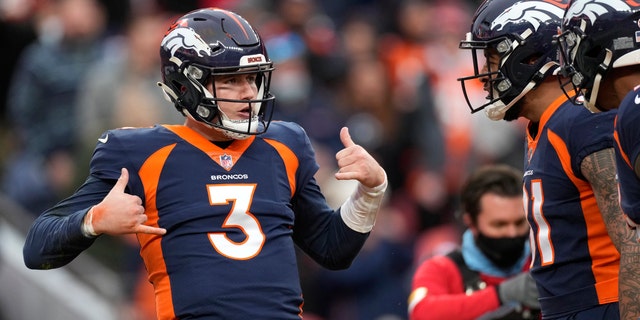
23 129 136 269
291 176 369 270
615 90 640 223
22 176 114 269
568 108 616 179
617 94 640 167
282 122 369 270
409 256 501 320
90 130 146 198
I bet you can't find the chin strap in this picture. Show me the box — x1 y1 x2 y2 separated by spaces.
584 49 613 113
157 82 179 103
485 61 557 120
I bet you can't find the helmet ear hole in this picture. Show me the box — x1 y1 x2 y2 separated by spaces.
522 53 542 66
165 72 200 111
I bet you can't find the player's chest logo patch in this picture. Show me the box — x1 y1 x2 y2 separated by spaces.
220 154 234 170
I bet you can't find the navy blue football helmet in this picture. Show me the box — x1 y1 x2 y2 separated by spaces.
557 0 640 110
158 8 275 139
458 0 569 120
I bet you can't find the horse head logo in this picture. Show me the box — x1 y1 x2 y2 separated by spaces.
564 0 632 26
161 27 213 66
492 1 566 32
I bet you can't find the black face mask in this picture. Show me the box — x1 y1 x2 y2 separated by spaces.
475 232 528 269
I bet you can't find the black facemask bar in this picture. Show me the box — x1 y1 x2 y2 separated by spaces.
458 36 514 115
182 62 276 135
554 26 585 106
555 19 620 112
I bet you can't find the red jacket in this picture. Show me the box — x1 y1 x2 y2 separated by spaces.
409 254 514 320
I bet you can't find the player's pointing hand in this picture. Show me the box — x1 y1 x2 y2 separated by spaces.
86 168 166 236
335 127 387 188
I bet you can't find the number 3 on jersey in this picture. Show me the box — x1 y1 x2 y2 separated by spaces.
525 180 555 266
206 184 266 260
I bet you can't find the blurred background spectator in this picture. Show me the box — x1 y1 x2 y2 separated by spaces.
75 10 184 154
0 0 525 319
3 0 108 215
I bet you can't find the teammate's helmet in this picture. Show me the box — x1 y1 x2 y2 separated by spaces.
158 8 275 139
458 0 568 120
557 0 640 110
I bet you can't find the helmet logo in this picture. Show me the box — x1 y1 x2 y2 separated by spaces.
161 27 212 66
491 1 565 31
564 0 631 25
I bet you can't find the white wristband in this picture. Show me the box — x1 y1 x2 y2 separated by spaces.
81 207 98 237
340 175 388 233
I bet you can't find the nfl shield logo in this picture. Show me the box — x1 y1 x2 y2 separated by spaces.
220 154 233 170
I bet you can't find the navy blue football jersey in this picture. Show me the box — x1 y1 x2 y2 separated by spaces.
522 95 619 317
614 86 640 225
23 122 369 319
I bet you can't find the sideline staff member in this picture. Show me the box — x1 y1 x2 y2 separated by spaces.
409 165 539 320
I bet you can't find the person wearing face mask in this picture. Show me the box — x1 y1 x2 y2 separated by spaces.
408 164 540 320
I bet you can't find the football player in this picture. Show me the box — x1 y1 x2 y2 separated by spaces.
22 8 388 319
458 0 631 318
557 0 640 317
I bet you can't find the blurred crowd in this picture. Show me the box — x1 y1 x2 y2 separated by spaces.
0 0 525 319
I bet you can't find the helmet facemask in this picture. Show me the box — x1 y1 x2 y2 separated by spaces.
459 35 513 120
160 62 275 139
459 30 557 121
556 20 612 112
192 63 274 139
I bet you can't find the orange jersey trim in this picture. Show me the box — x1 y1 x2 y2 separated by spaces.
527 95 568 163
263 138 299 198
163 125 255 171
613 116 633 168
137 143 177 320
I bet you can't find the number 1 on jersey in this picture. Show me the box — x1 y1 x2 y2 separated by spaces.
526 180 555 266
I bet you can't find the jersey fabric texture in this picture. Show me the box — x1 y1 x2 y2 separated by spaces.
523 95 619 318
23 122 369 319
614 86 640 224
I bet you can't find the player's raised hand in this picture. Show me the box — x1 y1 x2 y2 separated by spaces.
335 127 386 188
88 168 166 236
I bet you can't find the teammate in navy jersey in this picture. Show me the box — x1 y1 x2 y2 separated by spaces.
557 1 640 317
458 0 636 318
614 88 640 228
22 8 388 319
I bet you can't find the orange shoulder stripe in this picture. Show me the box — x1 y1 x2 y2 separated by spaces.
264 138 299 198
